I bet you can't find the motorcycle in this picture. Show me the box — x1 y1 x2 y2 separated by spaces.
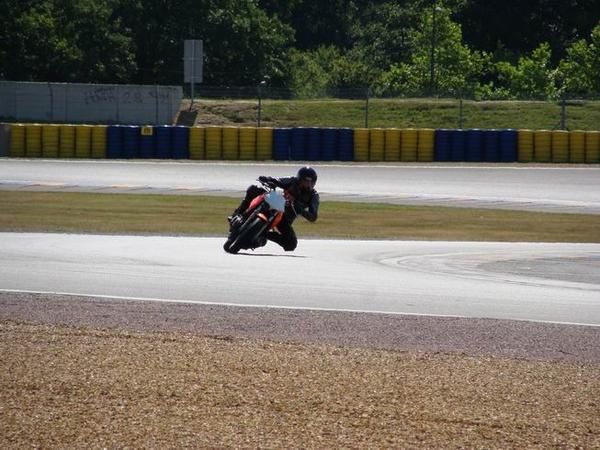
223 180 289 254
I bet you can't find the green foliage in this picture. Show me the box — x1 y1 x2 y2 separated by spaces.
374 6 488 97
1 1 599 99
494 43 557 100
556 23 600 96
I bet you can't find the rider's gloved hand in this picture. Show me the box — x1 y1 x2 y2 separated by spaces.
258 176 276 187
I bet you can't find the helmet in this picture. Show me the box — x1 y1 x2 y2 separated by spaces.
297 166 317 185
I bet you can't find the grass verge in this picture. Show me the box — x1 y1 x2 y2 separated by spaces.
1 191 599 242
189 98 600 130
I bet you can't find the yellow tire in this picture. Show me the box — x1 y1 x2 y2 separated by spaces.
59 125 76 158
533 130 551 162
551 130 569 163
189 127 205 160
585 131 600 163
91 125 107 159
401 128 418 162
569 130 585 163
75 125 92 158
239 127 256 160
369 128 385 161
384 128 400 161
25 124 42 157
9 124 26 157
353 128 369 161
205 127 222 160
256 127 273 160
222 126 239 160
518 129 534 162
417 128 435 162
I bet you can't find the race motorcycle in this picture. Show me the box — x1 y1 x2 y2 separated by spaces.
223 180 290 254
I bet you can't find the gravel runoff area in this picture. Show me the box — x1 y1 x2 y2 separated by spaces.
1 291 599 448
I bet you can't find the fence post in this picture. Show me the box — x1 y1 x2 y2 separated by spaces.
560 97 567 130
458 98 464 129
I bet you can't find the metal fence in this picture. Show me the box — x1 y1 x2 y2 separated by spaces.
0 81 182 125
182 85 600 131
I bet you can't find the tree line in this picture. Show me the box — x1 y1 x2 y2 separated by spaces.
1 0 599 99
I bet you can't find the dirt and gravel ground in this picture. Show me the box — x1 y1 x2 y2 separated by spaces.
1 292 599 448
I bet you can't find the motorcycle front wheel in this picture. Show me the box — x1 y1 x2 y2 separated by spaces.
224 216 268 254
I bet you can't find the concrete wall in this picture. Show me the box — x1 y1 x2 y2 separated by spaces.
0 81 182 125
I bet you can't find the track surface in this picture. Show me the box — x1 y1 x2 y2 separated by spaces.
1 159 600 213
1 233 599 327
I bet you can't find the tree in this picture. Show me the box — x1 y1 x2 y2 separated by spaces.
375 5 488 97
495 43 557 99
115 0 294 86
556 23 600 96
0 0 135 82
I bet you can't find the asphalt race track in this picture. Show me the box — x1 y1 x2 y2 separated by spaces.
1 159 600 214
0 160 599 331
1 233 599 327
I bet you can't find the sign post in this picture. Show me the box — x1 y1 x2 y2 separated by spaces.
184 40 203 107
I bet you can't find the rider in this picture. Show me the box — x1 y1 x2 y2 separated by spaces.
228 166 320 251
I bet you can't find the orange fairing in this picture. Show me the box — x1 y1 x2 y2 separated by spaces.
271 212 284 229
248 194 265 212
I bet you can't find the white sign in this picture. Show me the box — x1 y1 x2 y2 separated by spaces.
184 39 203 83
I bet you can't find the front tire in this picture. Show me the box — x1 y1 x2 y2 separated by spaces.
226 217 268 254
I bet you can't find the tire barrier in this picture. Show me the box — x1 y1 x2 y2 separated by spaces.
222 126 239 160
353 128 369 162
139 126 154 159
107 125 122 159
384 128 400 161
5 123 599 163
338 128 353 161
205 127 222 160
321 128 337 161
290 127 307 160
434 129 451 161
369 128 385 161
517 130 534 162
533 130 552 162
172 126 189 159
189 126 205 160
26 124 42 157
9 124 26 157
551 130 569 163
466 129 483 162
484 129 500 162
239 127 256 160
569 130 585 163
256 127 273 160
401 128 418 162
499 130 518 162
417 129 434 162
75 125 92 159
306 127 321 161
273 128 291 160
586 131 600 163
122 125 139 159
449 129 465 162
42 124 59 158
91 125 107 159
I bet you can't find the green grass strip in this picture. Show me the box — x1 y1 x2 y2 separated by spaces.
1 191 599 242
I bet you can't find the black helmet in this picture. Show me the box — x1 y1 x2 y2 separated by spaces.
297 166 317 185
